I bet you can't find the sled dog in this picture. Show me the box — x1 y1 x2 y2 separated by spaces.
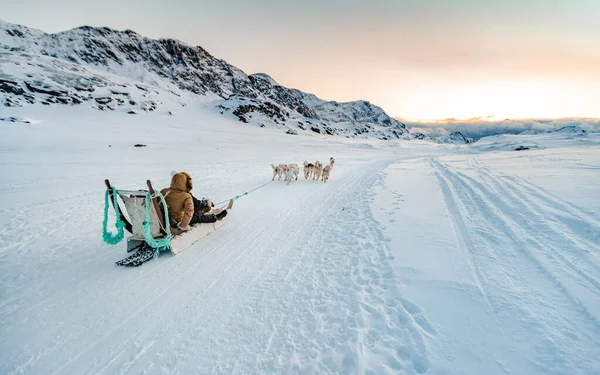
271 164 285 180
313 162 323 181
303 161 315 179
321 158 335 182
284 164 299 184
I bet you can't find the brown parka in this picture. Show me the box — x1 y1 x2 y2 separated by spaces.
160 172 194 229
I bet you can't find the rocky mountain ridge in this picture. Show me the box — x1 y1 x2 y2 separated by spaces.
0 20 470 143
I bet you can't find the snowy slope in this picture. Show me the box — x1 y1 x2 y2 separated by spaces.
469 126 596 153
1 104 599 374
0 20 410 140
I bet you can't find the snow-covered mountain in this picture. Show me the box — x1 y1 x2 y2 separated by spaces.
438 131 474 144
518 125 589 137
551 125 588 136
0 20 410 140
408 130 474 144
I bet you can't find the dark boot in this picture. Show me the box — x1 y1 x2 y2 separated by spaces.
216 210 227 221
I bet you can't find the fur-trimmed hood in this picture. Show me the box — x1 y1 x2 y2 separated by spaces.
170 172 192 192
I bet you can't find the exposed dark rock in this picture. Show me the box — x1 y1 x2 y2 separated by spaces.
0 82 24 95
0 116 31 123
140 100 157 112
0 78 19 85
233 102 286 123
134 144 147 147
74 85 95 92
4 97 21 107
515 146 530 151
22 93 36 104
55 96 71 104
95 97 112 105
25 81 67 96
110 89 129 96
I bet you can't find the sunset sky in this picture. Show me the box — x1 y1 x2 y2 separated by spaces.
3 0 600 120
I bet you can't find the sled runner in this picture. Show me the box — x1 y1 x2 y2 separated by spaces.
103 179 232 267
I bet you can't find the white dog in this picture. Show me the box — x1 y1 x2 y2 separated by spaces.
321 158 335 183
303 161 315 179
271 164 286 180
313 162 323 181
312 160 322 180
284 164 299 184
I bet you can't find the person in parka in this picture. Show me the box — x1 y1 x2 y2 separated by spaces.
160 172 227 231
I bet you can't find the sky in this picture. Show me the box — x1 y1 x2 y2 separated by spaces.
2 0 600 121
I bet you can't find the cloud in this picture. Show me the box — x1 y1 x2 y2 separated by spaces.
407 126 448 137
403 118 600 139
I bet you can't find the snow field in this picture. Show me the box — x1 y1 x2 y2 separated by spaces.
374 149 600 374
1 105 599 374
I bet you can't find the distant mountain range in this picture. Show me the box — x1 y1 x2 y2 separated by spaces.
0 20 473 143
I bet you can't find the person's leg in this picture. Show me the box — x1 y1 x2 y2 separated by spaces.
189 210 227 225
189 212 218 224
192 195 211 213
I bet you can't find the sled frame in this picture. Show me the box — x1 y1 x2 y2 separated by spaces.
107 179 231 259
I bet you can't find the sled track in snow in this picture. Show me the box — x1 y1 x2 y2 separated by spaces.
469 158 600 288
432 157 600 374
0 167 254 316
4 159 433 375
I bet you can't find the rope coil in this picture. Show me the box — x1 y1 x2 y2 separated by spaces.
102 187 125 245
143 191 172 258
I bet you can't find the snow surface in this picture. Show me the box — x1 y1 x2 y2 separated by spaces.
1 105 599 375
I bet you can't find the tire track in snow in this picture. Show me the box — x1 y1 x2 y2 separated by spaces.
471 157 600 247
470 158 600 291
432 158 600 374
431 159 502 326
435 159 600 328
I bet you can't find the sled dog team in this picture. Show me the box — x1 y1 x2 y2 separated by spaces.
271 157 335 184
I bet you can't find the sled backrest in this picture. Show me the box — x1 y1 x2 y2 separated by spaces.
117 190 161 240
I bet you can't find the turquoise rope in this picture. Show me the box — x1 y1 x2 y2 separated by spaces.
102 187 125 245
143 191 172 258
214 180 272 208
